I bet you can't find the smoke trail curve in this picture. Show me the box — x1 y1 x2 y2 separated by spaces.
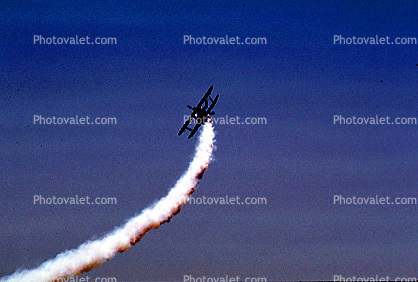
1 122 215 282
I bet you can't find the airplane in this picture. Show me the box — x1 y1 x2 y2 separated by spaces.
178 86 219 139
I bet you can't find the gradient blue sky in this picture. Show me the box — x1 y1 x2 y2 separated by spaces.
1 1 417 281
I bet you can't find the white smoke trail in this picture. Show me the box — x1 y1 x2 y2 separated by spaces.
1 122 215 282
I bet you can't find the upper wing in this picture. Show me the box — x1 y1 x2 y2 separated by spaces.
195 86 213 110
205 94 219 115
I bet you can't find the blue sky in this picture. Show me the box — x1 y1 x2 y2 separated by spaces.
1 1 417 281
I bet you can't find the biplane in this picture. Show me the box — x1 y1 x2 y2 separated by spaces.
178 86 219 139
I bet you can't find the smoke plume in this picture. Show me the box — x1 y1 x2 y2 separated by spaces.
1 122 215 282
